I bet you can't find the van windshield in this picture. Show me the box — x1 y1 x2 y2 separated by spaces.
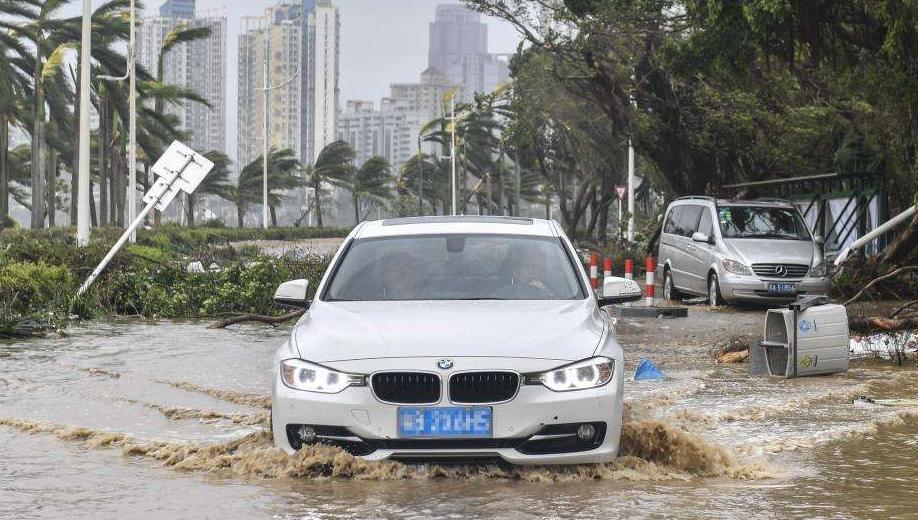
718 206 811 240
325 234 586 301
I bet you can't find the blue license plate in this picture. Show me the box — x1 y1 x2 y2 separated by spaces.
397 406 492 438
767 282 797 294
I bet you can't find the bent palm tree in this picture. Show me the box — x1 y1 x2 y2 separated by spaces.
328 156 393 224
230 148 301 227
308 140 354 227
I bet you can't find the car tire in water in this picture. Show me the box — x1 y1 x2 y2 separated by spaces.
663 268 682 301
708 273 723 307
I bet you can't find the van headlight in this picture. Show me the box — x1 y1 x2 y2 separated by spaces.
280 359 365 393
722 259 752 275
524 356 615 392
809 260 828 277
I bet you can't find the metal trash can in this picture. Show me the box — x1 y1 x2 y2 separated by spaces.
750 296 849 378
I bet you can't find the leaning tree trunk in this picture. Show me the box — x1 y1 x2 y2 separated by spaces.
98 95 109 227
46 145 57 226
236 203 245 228
186 194 196 227
313 179 324 227
270 205 278 227
89 178 97 227
70 67 80 225
353 193 360 224
0 116 8 220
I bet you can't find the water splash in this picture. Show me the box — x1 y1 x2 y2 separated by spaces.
161 381 272 409
0 417 770 481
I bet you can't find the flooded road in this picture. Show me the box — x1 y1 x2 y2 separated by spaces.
1 308 916 519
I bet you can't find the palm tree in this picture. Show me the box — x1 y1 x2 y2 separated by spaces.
327 156 393 224
398 153 449 215
185 150 230 226
229 148 301 228
0 34 27 221
308 140 354 227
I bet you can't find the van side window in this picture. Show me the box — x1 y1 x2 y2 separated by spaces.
676 205 703 237
697 209 713 236
663 207 681 235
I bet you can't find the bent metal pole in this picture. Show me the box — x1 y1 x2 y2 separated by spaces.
77 153 196 296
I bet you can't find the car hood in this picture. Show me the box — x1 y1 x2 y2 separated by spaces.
723 238 817 266
292 299 605 363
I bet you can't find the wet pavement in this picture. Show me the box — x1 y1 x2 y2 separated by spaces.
1 307 917 519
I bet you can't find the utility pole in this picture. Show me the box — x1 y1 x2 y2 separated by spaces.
255 18 299 229
76 0 92 246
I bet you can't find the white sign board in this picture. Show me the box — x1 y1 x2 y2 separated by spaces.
615 186 627 200
143 141 214 211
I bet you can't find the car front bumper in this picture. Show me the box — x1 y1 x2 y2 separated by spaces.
719 274 831 303
271 358 623 465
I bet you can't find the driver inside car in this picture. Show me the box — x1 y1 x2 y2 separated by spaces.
501 249 554 299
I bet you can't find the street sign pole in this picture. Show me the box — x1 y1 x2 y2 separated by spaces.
77 142 214 296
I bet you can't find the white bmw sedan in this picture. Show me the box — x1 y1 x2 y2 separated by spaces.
270 216 641 464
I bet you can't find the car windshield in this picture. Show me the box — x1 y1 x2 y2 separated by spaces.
325 234 586 301
718 206 811 240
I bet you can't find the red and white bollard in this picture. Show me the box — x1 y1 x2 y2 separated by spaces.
589 253 600 290
624 259 634 281
603 257 613 280
644 257 655 306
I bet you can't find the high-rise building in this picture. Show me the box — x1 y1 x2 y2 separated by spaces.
336 99 426 169
238 3 303 168
137 0 227 155
238 0 339 167
428 4 508 102
159 0 195 19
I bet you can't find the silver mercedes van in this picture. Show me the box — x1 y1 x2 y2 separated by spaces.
657 197 831 306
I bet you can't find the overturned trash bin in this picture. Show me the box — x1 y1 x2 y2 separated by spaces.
750 295 849 378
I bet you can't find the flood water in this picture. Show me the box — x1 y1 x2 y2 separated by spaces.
1 307 916 519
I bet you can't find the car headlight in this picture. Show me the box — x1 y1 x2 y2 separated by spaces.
722 258 752 275
524 356 615 392
809 260 828 277
280 359 365 393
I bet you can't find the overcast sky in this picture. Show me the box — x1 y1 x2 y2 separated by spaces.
63 0 522 162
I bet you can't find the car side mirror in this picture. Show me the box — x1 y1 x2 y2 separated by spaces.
274 279 311 309
692 231 714 245
597 276 643 307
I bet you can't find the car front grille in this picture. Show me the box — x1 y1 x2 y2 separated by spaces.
449 371 520 403
371 372 440 404
751 263 810 279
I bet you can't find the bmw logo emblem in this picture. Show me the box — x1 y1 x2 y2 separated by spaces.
437 359 454 370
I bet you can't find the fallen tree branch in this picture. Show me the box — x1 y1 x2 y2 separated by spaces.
844 266 918 306
891 300 918 318
207 309 305 329
848 315 918 332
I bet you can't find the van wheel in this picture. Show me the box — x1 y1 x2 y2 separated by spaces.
708 273 723 307
663 268 681 301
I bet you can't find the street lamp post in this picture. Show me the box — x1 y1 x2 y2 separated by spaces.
255 20 299 229
98 0 137 241
76 0 92 246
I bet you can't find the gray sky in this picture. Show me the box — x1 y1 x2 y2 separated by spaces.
65 0 522 162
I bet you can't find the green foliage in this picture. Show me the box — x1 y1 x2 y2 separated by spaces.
0 226 341 338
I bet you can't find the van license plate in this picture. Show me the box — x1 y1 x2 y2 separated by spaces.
397 406 492 438
767 282 797 294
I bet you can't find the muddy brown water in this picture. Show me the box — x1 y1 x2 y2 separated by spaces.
1 307 916 519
